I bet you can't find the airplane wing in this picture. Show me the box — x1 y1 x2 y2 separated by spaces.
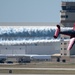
68 23 75 50
54 25 60 38
67 38 75 50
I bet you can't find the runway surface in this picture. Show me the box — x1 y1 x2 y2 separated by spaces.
0 67 75 70
0 68 75 75
0 74 75 75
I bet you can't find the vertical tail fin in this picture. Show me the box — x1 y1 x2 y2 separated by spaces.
54 25 60 38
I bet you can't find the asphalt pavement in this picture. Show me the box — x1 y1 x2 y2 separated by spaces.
0 74 75 75
0 67 75 70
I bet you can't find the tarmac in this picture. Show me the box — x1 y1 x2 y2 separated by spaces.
0 67 75 70
0 74 75 75
0 68 75 75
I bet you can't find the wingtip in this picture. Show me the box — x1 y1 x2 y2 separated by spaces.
57 25 60 29
54 36 57 38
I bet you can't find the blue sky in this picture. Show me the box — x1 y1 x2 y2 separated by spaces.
0 0 70 22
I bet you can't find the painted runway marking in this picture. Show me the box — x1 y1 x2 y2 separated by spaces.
0 74 75 75
0 67 75 70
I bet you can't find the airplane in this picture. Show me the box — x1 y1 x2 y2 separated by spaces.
54 24 75 50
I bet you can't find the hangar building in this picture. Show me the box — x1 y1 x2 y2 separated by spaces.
0 23 60 63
